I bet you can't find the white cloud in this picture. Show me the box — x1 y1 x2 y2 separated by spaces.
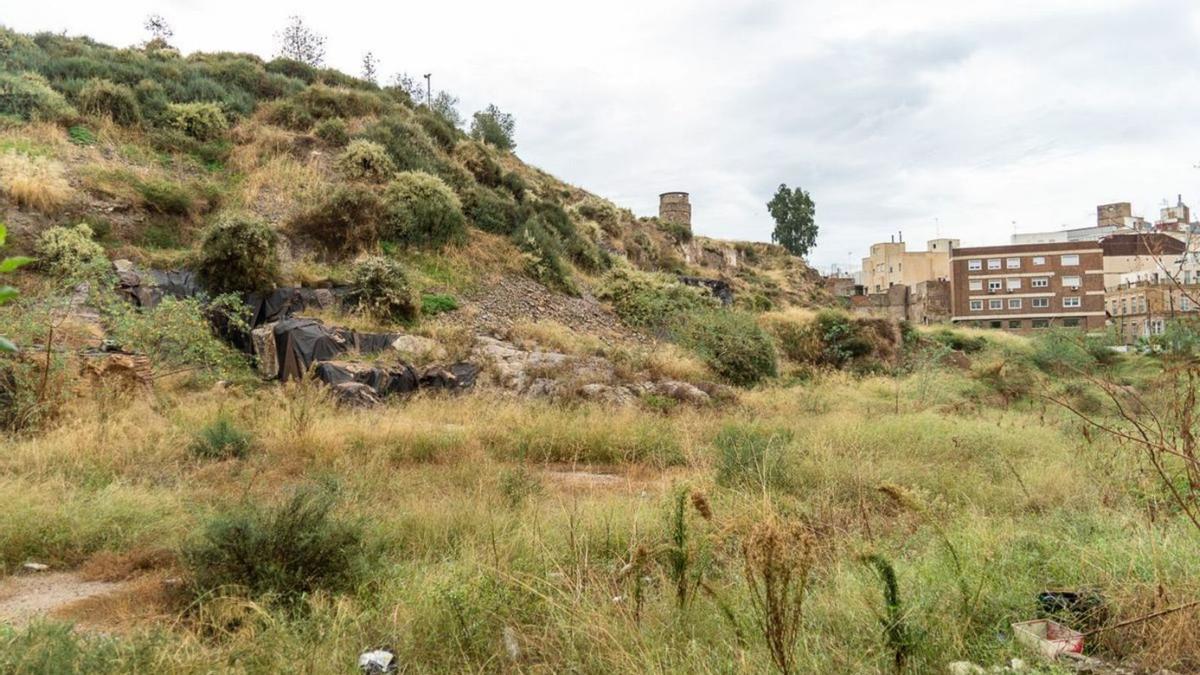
6 0 1200 269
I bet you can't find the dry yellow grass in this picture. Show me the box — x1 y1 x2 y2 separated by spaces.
0 150 74 213
239 154 326 221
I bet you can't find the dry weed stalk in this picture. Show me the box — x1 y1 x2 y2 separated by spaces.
742 518 814 675
1049 365 1200 534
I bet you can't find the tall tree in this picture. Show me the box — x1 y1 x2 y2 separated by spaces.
361 51 379 84
143 14 173 45
470 104 516 151
430 91 462 127
275 15 326 67
767 184 817 257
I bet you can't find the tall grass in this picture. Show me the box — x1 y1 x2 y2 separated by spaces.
0 339 1196 672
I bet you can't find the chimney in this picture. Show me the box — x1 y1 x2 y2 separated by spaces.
890 234 894 243
899 230 903 243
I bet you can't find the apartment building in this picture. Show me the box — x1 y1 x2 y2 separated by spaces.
1011 202 1147 245
950 241 1105 331
1107 283 1200 344
861 237 958 294
1100 233 1186 289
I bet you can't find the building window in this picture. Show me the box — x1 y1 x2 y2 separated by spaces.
988 280 1002 292
1032 319 1050 329
1009 320 1022 329
989 299 1003 310
1032 298 1049 308
1183 297 1192 312
987 259 1002 270
1032 278 1049 288
969 300 983 311
1063 296 1081 308
969 279 983 291
1153 320 1165 334
989 320 1003 329
1033 256 1046 265
1061 254 1080 266
1006 257 1020 269
968 259 982 271
1008 298 1022 309
1062 317 1082 327
1007 278 1022 290
1062 275 1082 288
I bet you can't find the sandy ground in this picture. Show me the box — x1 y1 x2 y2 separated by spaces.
0 572 127 629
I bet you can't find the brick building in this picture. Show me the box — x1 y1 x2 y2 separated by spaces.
1107 282 1200 344
950 242 1105 332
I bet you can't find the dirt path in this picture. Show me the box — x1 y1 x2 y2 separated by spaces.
0 572 128 629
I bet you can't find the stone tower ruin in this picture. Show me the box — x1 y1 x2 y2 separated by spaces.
659 192 692 227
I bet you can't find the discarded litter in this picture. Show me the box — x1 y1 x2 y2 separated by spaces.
1012 619 1083 660
22 562 49 572
357 648 397 674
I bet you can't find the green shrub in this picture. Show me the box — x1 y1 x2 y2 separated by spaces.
501 171 527 201
133 78 170 124
421 293 458 315
336 139 395 182
359 115 441 173
713 423 795 491
77 78 141 125
415 110 458 151
196 213 279 294
810 310 875 367
289 84 383 121
289 183 384 256
469 104 515 151
930 328 986 353
182 489 366 608
498 466 542 508
657 217 692 244
33 223 107 279
455 141 502 187
382 171 467 249
598 267 716 333
137 179 194 216
167 102 228 141
514 217 576 293
103 296 249 378
462 186 518 235
189 415 253 460
313 117 348 146
263 98 313 130
0 72 76 122
1030 330 1098 375
573 196 620 231
347 256 419 322
673 309 777 387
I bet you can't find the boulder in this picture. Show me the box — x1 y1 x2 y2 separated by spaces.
331 382 382 407
251 322 279 378
391 335 446 361
651 380 711 405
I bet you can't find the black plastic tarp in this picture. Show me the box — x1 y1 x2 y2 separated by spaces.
273 318 350 381
314 361 419 397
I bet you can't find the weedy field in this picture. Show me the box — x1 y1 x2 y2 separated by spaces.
1 22 1198 675
1 325 1198 674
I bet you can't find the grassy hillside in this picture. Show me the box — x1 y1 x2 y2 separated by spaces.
1 25 1198 675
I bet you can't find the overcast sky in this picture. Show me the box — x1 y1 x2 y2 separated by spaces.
7 0 1200 271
